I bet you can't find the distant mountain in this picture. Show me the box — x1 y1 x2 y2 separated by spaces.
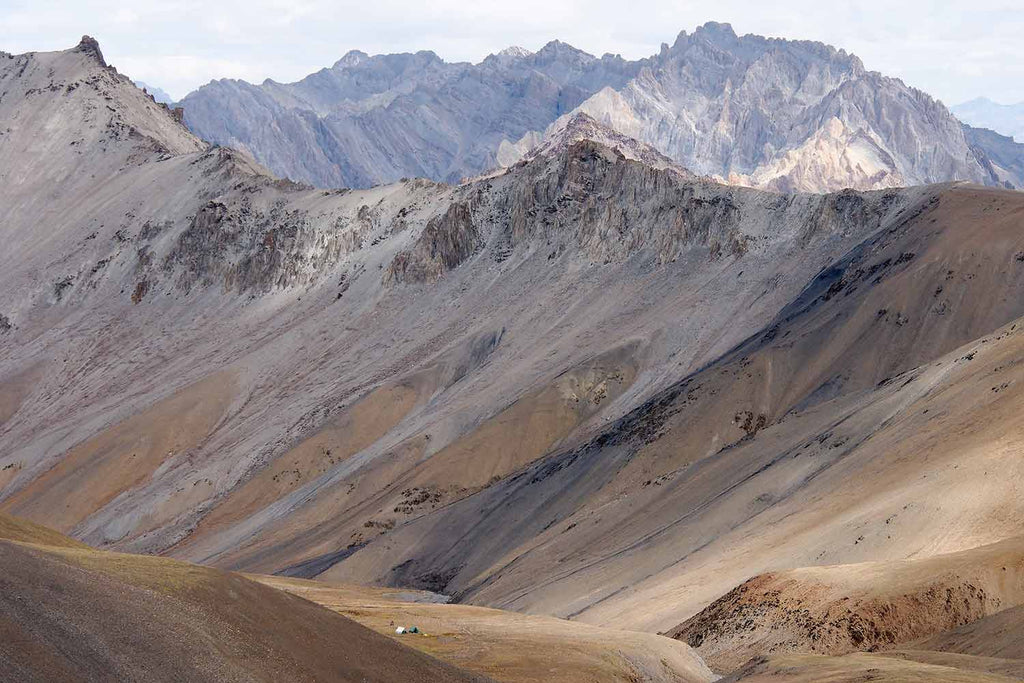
179 44 648 188
507 23 1016 193
179 23 1024 192
962 123 1024 189
134 80 175 105
953 97 1024 143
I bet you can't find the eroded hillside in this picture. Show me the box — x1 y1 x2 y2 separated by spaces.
3 36 1024 682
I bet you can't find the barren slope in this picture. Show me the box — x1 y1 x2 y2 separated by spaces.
322 184 1024 635
914 605 1024 662
670 538 1024 670
4 39 1024 683
0 38 931 584
0 513 488 682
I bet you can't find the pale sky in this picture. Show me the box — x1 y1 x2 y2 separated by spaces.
2 0 1023 106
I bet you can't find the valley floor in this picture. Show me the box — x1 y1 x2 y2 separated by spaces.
252 574 716 683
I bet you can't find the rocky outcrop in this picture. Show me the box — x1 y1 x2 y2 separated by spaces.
157 156 430 294
482 139 902 266
497 112 693 177
74 35 106 67
668 539 1024 672
385 203 481 284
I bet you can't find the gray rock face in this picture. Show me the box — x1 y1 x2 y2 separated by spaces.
180 22 1024 193
511 23 1015 192
179 43 647 188
385 202 481 284
963 123 1024 188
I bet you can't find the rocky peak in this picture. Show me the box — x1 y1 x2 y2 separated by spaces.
530 23 1002 192
534 40 594 65
74 35 106 67
412 49 443 62
180 35 645 188
333 49 369 69
692 21 739 43
175 25 1024 192
509 111 693 177
496 46 533 60
0 37 204 186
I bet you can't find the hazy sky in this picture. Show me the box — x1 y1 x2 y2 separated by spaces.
3 0 1023 105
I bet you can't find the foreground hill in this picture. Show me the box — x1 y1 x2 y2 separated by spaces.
0 513 488 682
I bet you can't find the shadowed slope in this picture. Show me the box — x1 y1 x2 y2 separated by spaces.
914 605 1024 662
722 652 1022 682
0 513 489 682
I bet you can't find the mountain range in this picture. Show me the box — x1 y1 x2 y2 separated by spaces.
134 80 174 105
3 31 1024 682
179 40 646 188
954 97 1024 143
179 22 1024 192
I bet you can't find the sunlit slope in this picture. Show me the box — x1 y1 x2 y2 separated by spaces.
670 537 1024 670
325 185 1024 634
254 575 716 683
